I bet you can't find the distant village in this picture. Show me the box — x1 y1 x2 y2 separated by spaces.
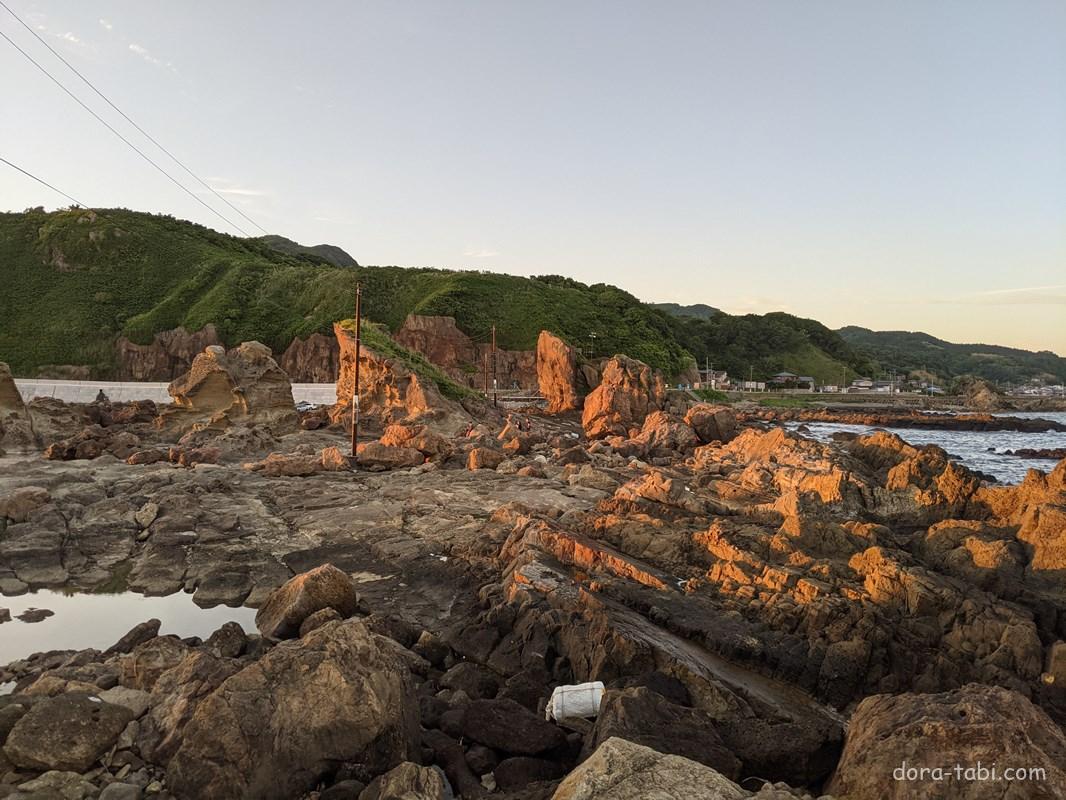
690 368 1066 397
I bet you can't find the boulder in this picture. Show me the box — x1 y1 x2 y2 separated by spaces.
380 423 453 460
537 331 588 413
3 692 134 772
684 403 738 445
826 684 1066 799
630 411 700 457
167 619 420 800
359 761 450 800
468 447 506 471
581 355 665 439
166 341 297 431
552 737 748 800
357 441 426 471
255 564 360 640
459 698 566 755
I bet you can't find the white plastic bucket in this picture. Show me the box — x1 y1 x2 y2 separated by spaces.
545 681 605 721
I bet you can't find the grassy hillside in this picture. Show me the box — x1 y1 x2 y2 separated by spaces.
662 310 876 385
0 208 694 378
838 327 1066 385
650 302 721 320
254 234 359 268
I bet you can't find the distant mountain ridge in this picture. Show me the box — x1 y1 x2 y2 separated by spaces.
837 326 1065 384
254 234 359 268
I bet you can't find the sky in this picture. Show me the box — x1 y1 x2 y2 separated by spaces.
1 1 1064 354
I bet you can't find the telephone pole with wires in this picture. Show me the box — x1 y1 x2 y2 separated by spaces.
491 324 498 408
349 283 363 460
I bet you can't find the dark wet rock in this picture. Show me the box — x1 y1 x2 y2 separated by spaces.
465 744 498 776
422 729 485 799
255 564 359 640
460 698 566 756
440 661 500 700
167 619 420 800
582 687 741 780
3 692 134 772
14 608 53 623
494 756 566 791
319 779 367 800
105 619 162 656
203 621 247 658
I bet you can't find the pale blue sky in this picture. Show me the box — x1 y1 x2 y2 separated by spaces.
2 1 1063 352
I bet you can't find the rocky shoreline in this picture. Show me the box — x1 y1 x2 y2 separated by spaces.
2 332 1066 800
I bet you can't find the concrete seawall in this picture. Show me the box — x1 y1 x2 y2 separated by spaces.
15 380 337 406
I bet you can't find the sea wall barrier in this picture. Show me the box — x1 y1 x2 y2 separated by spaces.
15 380 337 406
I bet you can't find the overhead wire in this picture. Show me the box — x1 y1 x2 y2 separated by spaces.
0 0 269 235
0 27 251 236
0 154 87 208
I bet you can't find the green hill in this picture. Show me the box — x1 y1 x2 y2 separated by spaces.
253 234 359 268
0 208 694 378
837 327 1066 385
665 311 876 385
650 302 721 320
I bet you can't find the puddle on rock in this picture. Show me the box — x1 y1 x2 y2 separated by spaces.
0 589 257 666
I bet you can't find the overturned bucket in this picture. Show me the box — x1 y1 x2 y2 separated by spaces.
545 681 605 721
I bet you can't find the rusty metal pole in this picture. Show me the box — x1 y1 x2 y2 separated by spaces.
350 283 362 460
491 324 498 408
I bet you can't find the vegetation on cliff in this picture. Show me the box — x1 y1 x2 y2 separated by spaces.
3 207 1017 387
336 319 478 401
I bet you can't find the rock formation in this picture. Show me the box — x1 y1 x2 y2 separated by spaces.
280 332 340 383
115 326 223 381
0 361 36 451
165 341 297 432
167 619 420 799
581 355 665 439
329 322 471 436
537 331 602 413
396 314 537 391
827 684 1066 799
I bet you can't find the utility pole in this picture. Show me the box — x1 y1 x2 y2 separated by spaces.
491 324 498 408
483 352 489 396
349 283 362 460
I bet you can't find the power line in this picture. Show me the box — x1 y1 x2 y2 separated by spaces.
0 155 87 208
0 27 250 236
0 0 269 235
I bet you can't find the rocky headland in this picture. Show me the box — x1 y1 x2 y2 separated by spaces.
2 325 1066 800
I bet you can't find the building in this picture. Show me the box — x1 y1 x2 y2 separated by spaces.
696 369 730 389
849 377 874 391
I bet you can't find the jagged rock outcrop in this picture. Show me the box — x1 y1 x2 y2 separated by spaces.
0 361 36 451
115 326 223 380
280 332 340 383
167 619 420 799
396 314 538 391
827 684 1066 799
685 403 738 445
329 322 471 436
164 341 298 432
538 331 590 413
581 355 666 439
